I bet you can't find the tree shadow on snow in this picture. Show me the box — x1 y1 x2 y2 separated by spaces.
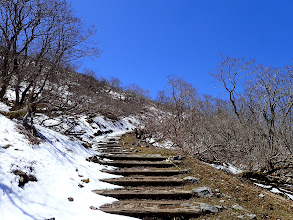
0 183 38 220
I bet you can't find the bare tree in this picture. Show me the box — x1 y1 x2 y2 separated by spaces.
0 0 100 108
211 53 255 120
167 75 197 118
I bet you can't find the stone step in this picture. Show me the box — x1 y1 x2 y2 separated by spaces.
99 200 219 219
99 154 167 161
93 188 193 200
101 168 189 176
98 160 175 168
100 177 185 186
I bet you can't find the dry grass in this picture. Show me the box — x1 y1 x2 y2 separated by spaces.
120 133 293 220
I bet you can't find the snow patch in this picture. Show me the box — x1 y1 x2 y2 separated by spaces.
253 182 272 189
0 111 138 219
207 163 243 175
0 102 10 111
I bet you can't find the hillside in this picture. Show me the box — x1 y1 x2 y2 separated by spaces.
0 100 139 220
1 97 293 219
1 1 293 219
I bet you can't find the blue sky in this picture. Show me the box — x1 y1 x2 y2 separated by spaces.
70 0 293 99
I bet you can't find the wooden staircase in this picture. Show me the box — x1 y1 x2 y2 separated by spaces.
92 137 220 219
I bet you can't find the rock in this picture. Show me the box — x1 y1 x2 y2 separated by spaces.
82 178 90 183
2 144 11 149
246 214 257 219
12 169 37 188
220 200 225 203
173 155 184 160
236 215 244 219
86 156 100 163
214 205 224 210
94 130 103 136
78 184 84 188
68 197 74 202
232 204 245 211
222 193 233 199
215 192 221 198
90 206 98 210
183 176 200 184
259 193 265 198
192 187 213 197
199 203 218 213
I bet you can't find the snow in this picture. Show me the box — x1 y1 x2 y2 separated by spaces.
0 102 10 111
151 139 174 149
0 111 138 220
253 181 293 201
285 192 293 200
109 90 126 100
253 182 272 189
270 187 282 194
206 163 243 175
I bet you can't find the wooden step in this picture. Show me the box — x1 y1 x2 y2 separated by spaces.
99 200 219 218
99 154 167 161
93 188 193 200
98 147 122 151
100 177 185 186
97 145 121 148
108 138 120 141
98 149 126 153
98 160 175 168
101 168 189 176
97 142 117 145
99 151 133 155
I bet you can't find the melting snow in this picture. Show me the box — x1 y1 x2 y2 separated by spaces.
253 183 272 189
0 112 137 220
207 163 243 175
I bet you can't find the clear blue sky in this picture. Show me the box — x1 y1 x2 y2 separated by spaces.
70 0 293 99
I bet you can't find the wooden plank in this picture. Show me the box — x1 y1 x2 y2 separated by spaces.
93 188 193 200
101 168 189 176
98 160 175 168
100 200 202 218
99 154 167 161
100 177 184 186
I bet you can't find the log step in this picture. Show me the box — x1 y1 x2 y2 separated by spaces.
93 188 193 200
98 160 175 168
98 147 123 151
100 177 185 186
97 145 121 148
99 154 167 161
101 168 189 176
98 149 126 153
99 151 133 155
99 200 218 218
98 141 118 144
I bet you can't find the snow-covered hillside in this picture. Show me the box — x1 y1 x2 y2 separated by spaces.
0 102 139 220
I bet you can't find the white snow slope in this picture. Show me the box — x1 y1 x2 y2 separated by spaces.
0 105 138 220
